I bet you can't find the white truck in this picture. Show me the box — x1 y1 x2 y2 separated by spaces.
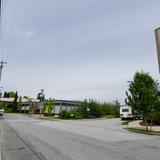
120 105 134 120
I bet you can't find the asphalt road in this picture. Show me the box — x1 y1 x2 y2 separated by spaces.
0 114 160 160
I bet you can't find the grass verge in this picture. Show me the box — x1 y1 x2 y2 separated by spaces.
121 120 134 125
125 127 160 136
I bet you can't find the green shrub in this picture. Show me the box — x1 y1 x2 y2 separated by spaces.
59 110 81 119
43 113 54 116
149 112 160 125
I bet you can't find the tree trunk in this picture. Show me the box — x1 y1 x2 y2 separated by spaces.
144 117 148 131
150 118 153 131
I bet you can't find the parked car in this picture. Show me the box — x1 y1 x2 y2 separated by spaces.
133 113 143 120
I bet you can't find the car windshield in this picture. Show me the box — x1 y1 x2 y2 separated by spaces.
122 109 129 112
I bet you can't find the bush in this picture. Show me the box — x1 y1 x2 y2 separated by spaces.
2 104 13 113
78 99 120 118
58 99 120 119
43 113 54 116
59 110 81 119
149 112 160 125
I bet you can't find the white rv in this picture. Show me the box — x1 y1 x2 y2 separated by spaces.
120 105 134 120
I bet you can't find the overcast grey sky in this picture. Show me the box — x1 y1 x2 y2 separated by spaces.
1 0 160 103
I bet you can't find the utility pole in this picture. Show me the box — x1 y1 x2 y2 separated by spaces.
0 61 7 97
0 0 1 16
0 1 7 97
0 61 7 83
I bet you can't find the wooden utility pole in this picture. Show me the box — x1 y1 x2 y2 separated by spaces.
0 61 7 83
0 0 7 97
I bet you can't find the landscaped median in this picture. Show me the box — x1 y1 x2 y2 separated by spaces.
121 120 160 136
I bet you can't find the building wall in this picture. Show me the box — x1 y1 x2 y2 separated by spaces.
54 104 79 114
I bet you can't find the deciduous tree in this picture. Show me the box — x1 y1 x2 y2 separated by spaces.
125 71 158 131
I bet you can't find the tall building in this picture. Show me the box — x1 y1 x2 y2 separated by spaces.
155 27 160 74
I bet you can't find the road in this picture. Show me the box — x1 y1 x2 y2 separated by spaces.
0 114 160 160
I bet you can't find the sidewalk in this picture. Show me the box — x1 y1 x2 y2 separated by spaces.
128 120 160 132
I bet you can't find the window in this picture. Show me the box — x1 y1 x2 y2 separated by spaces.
122 109 129 112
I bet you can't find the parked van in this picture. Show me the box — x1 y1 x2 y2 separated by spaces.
120 105 134 120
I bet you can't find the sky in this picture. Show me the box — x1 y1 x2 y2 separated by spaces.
0 0 160 103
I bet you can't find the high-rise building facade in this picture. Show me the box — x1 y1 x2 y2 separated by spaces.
155 27 160 74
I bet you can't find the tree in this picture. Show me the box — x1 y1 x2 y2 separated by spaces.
110 100 120 117
78 99 89 118
0 102 5 109
12 91 18 112
125 71 158 131
43 98 54 116
17 96 22 113
42 102 47 114
3 92 9 98
47 98 54 116
9 91 16 98
29 101 34 113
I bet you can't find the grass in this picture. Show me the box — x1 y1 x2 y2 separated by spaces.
104 115 116 119
121 120 134 125
139 121 160 126
41 114 117 120
121 120 160 136
126 127 160 136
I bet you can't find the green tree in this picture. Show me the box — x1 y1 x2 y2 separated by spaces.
110 100 120 117
9 91 16 98
0 102 5 109
48 98 54 116
78 99 89 118
29 101 34 113
12 91 18 113
17 96 22 113
125 71 158 131
43 98 55 116
42 102 47 113
3 92 9 98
